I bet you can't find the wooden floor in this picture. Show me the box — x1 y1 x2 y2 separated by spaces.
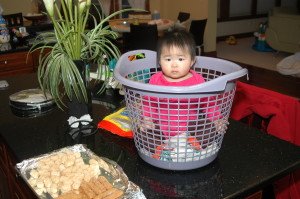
229 61 300 99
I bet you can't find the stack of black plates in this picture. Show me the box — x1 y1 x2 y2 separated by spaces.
9 89 56 117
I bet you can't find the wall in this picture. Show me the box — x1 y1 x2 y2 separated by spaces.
0 0 32 15
155 1 295 51
217 17 267 37
149 0 217 53
207 0 217 52
149 0 208 21
216 0 298 37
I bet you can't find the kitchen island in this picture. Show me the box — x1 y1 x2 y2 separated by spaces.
1 73 300 199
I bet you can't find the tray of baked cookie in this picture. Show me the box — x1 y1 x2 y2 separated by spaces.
16 144 146 199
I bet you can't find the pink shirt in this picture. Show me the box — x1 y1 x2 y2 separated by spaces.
149 70 205 86
143 70 221 137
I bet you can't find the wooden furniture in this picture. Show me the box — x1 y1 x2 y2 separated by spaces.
0 48 50 77
23 14 47 26
2 13 24 27
128 11 152 20
109 18 174 33
0 136 37 199
238 62 300 99
0 51 34 77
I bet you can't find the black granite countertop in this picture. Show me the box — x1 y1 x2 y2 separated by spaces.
1 73 300 199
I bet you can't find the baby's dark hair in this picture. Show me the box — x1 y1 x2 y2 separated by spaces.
157 28 196 62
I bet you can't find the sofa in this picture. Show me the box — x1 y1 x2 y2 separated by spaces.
265 7 300 53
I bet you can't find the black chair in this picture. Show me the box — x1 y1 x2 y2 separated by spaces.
3 13 23 27
189 19 207 56
124 23 158 51
177 12 190 23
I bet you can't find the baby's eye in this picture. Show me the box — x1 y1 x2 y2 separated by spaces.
178 58 184 61
165 58 171 61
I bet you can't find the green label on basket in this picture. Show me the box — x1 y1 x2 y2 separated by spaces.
128 53 145 61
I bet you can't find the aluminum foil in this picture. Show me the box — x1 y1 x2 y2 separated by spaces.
16 144 146 199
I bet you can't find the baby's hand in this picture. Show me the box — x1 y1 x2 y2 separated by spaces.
140 116 155 131
214 118 229 134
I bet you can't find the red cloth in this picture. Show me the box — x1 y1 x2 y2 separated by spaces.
230 81 300 199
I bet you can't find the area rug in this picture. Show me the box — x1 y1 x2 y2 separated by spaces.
217 37 292 72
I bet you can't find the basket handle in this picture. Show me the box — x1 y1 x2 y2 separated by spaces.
115 67 247 94
139 68 247 94
181 68 248 93
114 50 248 94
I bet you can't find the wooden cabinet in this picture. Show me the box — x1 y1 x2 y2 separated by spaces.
7 150 37 199
0 137 12 199
0 51 35 77
0 139 10 199
0 162 10 199
0 137 37 199
31 48 51 72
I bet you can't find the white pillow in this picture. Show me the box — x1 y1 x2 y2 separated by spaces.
277 53 300 77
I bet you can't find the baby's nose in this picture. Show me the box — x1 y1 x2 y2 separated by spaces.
171 61 178 67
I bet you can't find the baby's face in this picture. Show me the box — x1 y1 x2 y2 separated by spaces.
159 45 195 82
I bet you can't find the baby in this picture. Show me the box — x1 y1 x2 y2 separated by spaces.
142 28 227 136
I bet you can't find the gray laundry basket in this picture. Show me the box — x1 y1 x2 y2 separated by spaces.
114 50 248 170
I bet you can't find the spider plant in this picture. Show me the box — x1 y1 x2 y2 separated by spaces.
30 0 136 109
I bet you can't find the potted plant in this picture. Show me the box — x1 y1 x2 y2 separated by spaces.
30 0 133 114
